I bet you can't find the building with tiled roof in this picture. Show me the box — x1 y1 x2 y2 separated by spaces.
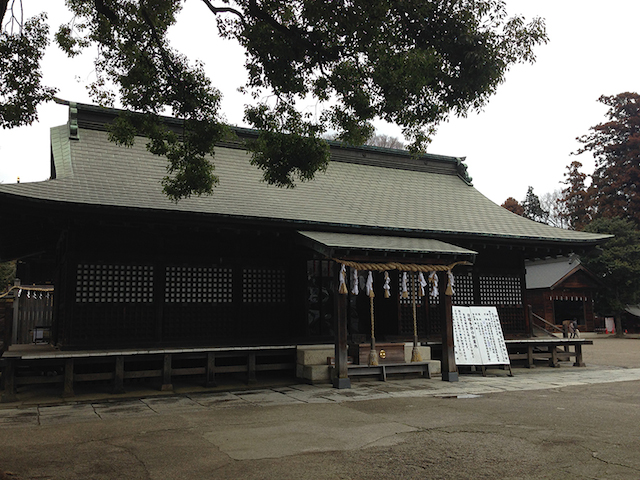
525 256 602 332
0 101 609 353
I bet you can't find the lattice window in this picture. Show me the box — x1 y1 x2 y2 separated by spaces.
452 273 474 306
398 272 432 305
243 268 286 303
75 264 154 303
397 272 428 336
164 266 233 303
479 275 522 305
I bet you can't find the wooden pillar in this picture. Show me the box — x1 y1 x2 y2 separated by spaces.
113 356 125 394
205 352 217 387
11 279 20 345
1 358 17 403
549 346 559 367
247 352 257 384
63 358 74 397
440 271 458 382
527 305 534 338
574 343 586 367
160 354 173 391
333 270 350 389
527 345 535 368
520 266 530 337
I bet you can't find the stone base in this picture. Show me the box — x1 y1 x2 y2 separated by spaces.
403 343 432 363
332 377 351 389
442 371 459 382
297 345 334 384
297 343 440 384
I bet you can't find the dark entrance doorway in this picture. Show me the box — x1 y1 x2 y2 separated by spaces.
554 299 584 325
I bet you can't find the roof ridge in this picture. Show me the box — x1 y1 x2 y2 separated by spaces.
53 98 471 180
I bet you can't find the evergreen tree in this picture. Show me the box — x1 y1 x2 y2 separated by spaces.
522 186 549 223
559 161 592 230
574 92 640 225
582 218 640 336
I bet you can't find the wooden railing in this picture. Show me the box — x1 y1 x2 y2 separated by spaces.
529 306 563 337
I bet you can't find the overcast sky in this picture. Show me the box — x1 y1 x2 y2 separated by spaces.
1 1 638 205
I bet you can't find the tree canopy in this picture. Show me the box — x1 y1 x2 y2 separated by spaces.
558 160 592 230
521 186 548 223
501 196 524 216
581 217 640 329
1 0 547 200
573 92 640 226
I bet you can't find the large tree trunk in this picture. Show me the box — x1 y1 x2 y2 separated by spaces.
615 313 624 338
0 0 10 27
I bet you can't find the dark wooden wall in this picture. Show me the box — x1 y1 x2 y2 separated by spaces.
0 298 12 353
54 222 307 349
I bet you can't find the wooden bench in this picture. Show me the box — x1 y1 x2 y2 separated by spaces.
505 339 593 368
332 362 432 381
1 345 296 402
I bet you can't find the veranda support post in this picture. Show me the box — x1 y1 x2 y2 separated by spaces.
333 265 350 389
440 271 458 382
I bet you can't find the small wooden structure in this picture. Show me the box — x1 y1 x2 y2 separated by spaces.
525 256 601 332
505 338 593 368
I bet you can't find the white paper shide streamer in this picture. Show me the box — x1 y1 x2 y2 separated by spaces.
383 271 391 298
417 272 427 297
401 272 409 298
366 271 375 298
351 268 359 295
429 271 438 297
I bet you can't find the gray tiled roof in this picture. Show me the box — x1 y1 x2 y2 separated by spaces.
525 257 583 289
0 114 609 246
298 231 477 255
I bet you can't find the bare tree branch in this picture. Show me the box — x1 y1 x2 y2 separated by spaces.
200 0 246 25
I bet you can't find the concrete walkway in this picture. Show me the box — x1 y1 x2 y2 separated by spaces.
2 362 640 427
2 335 640 479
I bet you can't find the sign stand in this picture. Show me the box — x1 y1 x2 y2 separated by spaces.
452 306 513 377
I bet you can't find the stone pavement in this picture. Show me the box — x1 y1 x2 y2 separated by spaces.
2 336 640 479
2 362 640 427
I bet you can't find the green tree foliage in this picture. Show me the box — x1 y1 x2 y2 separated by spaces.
0 5 56 128
574 92 640 226
522 186 548 223
582 217 640 333
1 0 548 200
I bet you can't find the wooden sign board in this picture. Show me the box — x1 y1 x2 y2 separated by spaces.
452 306 510 366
